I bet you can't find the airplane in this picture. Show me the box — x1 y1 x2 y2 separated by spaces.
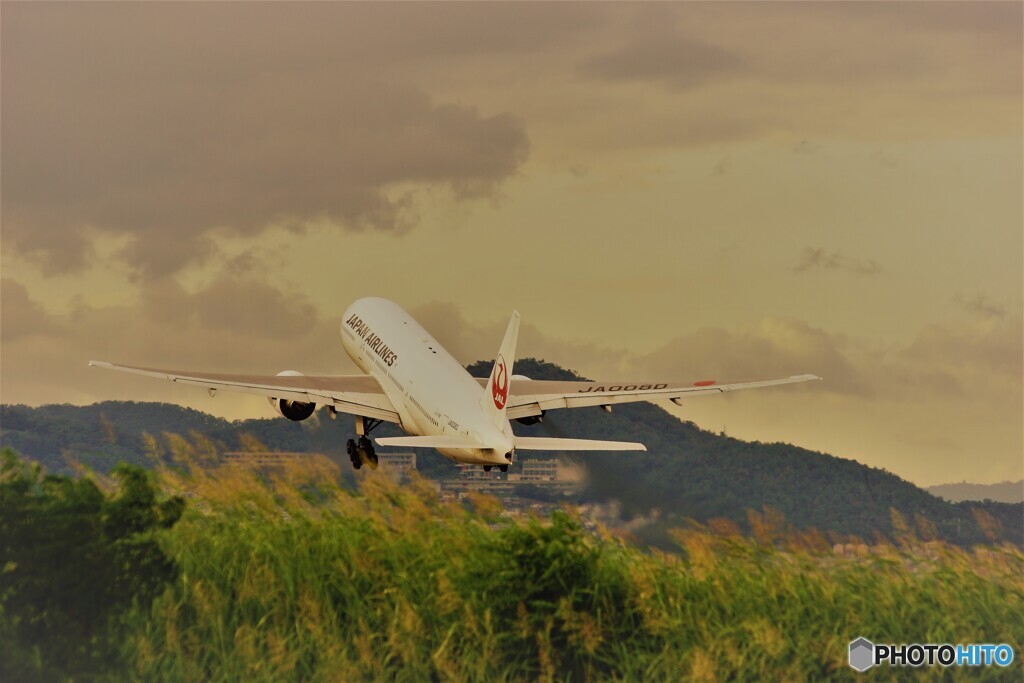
90 297 820 472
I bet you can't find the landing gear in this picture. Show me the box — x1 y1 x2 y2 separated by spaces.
358 417 383 436
499 465 508 473
483 465 492 472
347 416 383 471
347 435 378 470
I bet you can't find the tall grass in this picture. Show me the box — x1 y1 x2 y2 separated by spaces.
121 445 1021 682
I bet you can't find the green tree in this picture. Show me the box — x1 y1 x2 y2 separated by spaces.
0 448 184 682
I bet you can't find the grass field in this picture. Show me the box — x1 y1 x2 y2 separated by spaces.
4 443 1022 681
130 446 1023 682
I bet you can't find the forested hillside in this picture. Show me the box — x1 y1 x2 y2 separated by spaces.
2 359 1020 547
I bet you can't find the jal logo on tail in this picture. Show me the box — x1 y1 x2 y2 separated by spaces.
492 355 509 410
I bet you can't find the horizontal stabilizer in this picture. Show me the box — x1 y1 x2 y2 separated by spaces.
375 436 486 449
513 437 646 452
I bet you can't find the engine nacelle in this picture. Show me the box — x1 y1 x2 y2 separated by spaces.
268 370 316 422
515 410 545 426
272 398 316 421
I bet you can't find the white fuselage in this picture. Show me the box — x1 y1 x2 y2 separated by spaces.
339 297 514 465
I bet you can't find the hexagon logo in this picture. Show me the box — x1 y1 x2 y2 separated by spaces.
849 637 875 672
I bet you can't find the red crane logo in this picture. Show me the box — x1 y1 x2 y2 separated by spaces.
492 355 508 410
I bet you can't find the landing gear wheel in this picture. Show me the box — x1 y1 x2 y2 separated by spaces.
347 439 362 470
358 436 379 470
483 465 492 472
499 465 508 473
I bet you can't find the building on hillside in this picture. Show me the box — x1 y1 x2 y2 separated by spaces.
439 458 576 497
439 463 514 495
375 452 417 482
455 464 493 480
377 452 416 472
508 459 559 483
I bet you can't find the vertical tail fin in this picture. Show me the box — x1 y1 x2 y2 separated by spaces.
482 311 520 426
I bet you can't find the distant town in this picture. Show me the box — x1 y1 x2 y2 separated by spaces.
221 451 578 497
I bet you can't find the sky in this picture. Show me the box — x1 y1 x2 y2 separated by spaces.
2 2 1021 487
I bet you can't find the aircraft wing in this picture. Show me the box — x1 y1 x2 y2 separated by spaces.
88 361 401 423
499 374 821 421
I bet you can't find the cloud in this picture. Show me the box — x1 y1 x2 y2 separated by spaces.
952 293 1007 319
637 318 868 396
405 301 1020 407
408 301 632 377
0 279 61 342
792 140 822 156
818 2 1023 49
792 248 883 276
581 30 745 90
4 275 334 365
904 313 1023 379
138 277 321 341
0 274 354 413
1 5 530 278
579 3 1021 97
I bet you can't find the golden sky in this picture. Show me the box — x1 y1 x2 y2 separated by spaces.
2 3 1021 486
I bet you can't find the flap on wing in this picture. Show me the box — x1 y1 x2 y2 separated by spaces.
89 361 401 423
513 436 646 451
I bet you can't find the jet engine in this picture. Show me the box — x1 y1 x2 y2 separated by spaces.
268 370 316 421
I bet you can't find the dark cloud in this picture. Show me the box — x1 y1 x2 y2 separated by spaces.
581 31 745 90
1 4 531 277
582 3 1021 100
792 248 883 276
